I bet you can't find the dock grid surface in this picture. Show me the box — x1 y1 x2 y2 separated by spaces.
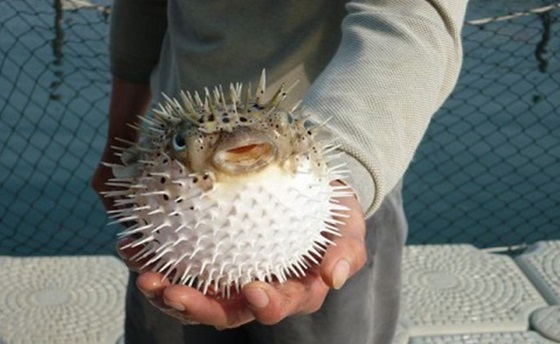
0 242 558 344
396 241 560 343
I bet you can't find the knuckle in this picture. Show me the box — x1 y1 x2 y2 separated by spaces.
307 298 323 314
225 309 254 329
348 236 367 268
355 250 367 271
354 244 367 268
305 286 328 314
258 308 287 325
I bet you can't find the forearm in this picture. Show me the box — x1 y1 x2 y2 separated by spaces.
104 0 167 161
303 0 467 217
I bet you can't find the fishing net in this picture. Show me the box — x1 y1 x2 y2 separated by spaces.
1 1 559 254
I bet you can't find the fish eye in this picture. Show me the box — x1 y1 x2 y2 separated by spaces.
173 133 186 151
286 113 294 124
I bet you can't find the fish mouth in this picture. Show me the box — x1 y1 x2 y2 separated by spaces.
213 134 277 175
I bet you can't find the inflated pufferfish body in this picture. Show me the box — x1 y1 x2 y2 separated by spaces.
105 71 351 297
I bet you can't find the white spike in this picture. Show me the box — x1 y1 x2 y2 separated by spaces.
219 85 226 108
212 86 221 106
118 223 153 237
108 215 138 225
194 91 203 106
129 235 155 248
244 82 252 112
290 100 303 113
142 248 170 270
130 245 156 262
256 69 266 107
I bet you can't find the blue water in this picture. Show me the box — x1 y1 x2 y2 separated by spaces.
405 9 560 246
0 0 113 254
1 0 559 255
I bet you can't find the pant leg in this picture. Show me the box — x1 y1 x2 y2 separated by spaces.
246 181 408 344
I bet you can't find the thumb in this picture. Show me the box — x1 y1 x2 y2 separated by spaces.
320 193 367 289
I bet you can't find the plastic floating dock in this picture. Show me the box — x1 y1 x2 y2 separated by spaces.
530 306 560 343
409 331 557 343
516 241 560 305
0 255 128 344
516 241 560 342
2 242 559 343
393 320 411 344
400 245 547 337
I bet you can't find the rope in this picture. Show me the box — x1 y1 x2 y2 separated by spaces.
63 1 560 26
466 2 560 26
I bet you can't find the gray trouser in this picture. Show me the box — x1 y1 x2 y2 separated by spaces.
125 182 407 344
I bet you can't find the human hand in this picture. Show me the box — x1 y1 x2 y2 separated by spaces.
117 187 366 328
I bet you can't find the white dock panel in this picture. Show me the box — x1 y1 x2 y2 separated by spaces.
516 241 560 305
400 245 546 336
409 331 557 344
0 256 128 344
530 306 560 343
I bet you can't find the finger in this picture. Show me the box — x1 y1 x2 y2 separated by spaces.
137 272 256 328
137 271 172 300
136 272 200 324
161 285 255 328
242 271 329 325
135 270 197 325
320 195 367 290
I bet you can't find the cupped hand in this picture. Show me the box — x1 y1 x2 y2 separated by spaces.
117 185 366 328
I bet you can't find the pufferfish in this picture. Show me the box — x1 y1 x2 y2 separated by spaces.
104 71 351 297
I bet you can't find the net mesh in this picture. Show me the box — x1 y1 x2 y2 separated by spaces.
1 1 559 255
405 5 560 247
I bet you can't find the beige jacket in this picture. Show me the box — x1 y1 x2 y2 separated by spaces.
110 0 467 217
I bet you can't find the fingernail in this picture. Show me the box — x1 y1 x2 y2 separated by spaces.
141 290 156 299
137 280 158 299
245 287 269 309
137 284 155 299
332 260 351 290
164 298 185 312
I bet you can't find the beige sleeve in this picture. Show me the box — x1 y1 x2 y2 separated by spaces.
302 0 468 217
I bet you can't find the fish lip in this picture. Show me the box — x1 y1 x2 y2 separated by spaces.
212 130 277 175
